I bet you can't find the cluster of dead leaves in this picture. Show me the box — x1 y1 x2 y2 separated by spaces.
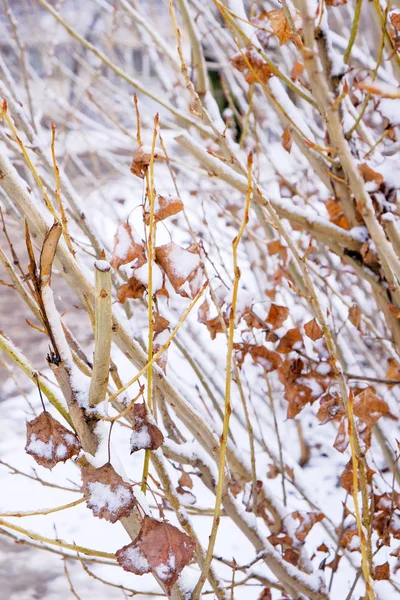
112 221 203 302
267 511 324 567
25 411 81 469
116 516 195 592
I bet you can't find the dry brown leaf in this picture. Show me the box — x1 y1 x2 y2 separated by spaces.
231 47 275 84
340 526 360 551
326 0 347 5
348 304 362 331
353 387 389 428
386 358 400 385
117 274 146 302
317 394 344 424
130 403 164 453
178 472 193 489
81 463 136 523
266 9 293 45
333 418 349 453
116 516 195 592
304 318 323 341
156 242 201 297
291 61 304 81
266 303 289 329
198 299 227 340
391 13 400 30
285 382 313 418
340 459 374 494
249 345 282 372
374 562 390 580
293 511 324 542
278 357 304 385
144 195 184 225
317 543 329 553
130 146 165 179
258 589 272 600
153 313 170 334
359 163 383 187
281 126 292 153
25 412 80 469
111 222 146 270
276 327 302 353
325 198 350 230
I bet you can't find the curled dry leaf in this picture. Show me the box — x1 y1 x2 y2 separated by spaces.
304 318 323 341
340 459 374 494
116 516 196 592
178 471 193 489
81 463 136 523
340 526 360 552
326 198 350 230
25 411 80 469
117 274 146 302
144 195 184 225
266 303 289 329
155 242 201 297
111 222 146 270
281 126 292 153
292 511 324 542
130 402 164 453
358 163 384 188
348 304 362 331
153 312 170 334
317 393 344 424
130 146 165 179
333 419 349 453
276 327 302 353
249 345 282 372
198 299 227 339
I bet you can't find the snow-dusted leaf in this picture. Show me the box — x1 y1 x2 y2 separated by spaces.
333 419 349 453
25 412 80 469
317 394 344 424
156 242 201 297
359 163 383 188
293 511 324 542
340 526 360 552
111 222 146 270
117 274 146 302
144 195 184 225
231 47 274 84
276 327 302 353
153 312 170 334
130 146 165 179
81 463 136 523
304 318 323 341
116 516 195 592
265 10 293 46
266 303 289 329
340 459 374 494
353 387 389 427
198 299 227 339
130 402 164 453
248 345 282 371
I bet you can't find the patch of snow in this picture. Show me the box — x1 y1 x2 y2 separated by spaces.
87 481 133 517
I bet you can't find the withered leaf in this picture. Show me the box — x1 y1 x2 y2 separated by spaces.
231 47 274 84
111 222 146 270
374 562 390 580
156 242 201 297
304 318 323 341
81 463 136 523
144 195 183 225
340 526 360 551
285 382 313 418
198 299 227 340
130 402 164 453
348 304 362 331
131 146 165 179
117 274 146 302
291 61 304 81
276 327 302 353
25 412 80 469
391 13 400 31
293 511 324 542
281 126 292 153
325 198 350 230
317 543 329 553
266 9 293 45
353 387 389 428
326 0 347 5
258 588 272 600
359 163 383 188
178 471 193 489
249 345 282 372
116 516 195 592
340 459 374 494
386 358 400 385
333 418 349 453
266 303 289 329
317 393 344 424
153 312 170 334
